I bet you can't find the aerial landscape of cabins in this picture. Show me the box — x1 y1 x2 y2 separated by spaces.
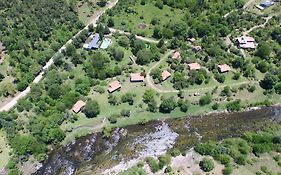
161 70 171 81
188 62 201 70
130 73 145 82
83 33 112 50
255 0 274 10
172 51 181 60
236 36 257 49
108 80 122 93
218 64 231 73
72 100 86 113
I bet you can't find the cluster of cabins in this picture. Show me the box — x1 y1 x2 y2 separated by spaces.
83 33 112 50
171 50 232 74
71 73 145 113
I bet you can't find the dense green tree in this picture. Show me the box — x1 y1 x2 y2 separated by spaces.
256 42 271 59
83 100 100 118
159 97 177 113
199 94 212 106
199 158 214 172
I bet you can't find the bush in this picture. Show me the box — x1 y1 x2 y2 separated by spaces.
217 154 231 165
222 165 233 175
146 157 160 173
164 166 172 173
199 157 215 172
170 148 181 157
235 155 247 165
199 94 212 106
83 100 100 118
158 154 171 169
212 103 219 110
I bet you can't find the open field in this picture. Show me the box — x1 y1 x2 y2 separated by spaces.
234 153 281 175
0 130 10 169
101 0 184 37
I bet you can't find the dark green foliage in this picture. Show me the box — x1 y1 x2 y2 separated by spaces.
159 97 177 113
199 93 212 106
199 158 214 172
83 100 100 118
178 99 190 112
146 157 160 173
256 42 271 59
223 165 233 175
121 93 135 105
226 100 241 112
11 135 46 158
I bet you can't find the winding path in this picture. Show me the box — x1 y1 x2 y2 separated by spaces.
109 28 159 43
146 51 257 94
0 0 119 112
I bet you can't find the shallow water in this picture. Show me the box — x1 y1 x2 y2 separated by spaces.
35 106 281 175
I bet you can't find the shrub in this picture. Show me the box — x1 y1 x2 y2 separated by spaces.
158 154 171 169
212 103 219 110
199 158 215 172
235 155 247 165
199 94 212 106
222 165 233 175
217 154 231 165
146 157 160 173
164 166 172 173
170 148 181 157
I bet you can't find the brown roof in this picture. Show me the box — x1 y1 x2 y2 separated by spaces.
161 70 171 81
130 73 144 82
172 51 181 60
108 81 121 93
218 64 231 73
188 63 201 70
72 100 86 113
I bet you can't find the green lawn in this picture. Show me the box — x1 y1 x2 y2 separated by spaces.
0 130 11 169
102 0 185 37
233 153 281 175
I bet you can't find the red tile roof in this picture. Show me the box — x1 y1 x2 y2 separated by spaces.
218 64 231 73
172 51 181 60
108 81 121 93
72 100 86 113
188 63 201 70
130 73 144 82
161 70 171 81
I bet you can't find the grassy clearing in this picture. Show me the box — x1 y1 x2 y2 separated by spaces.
102 0 184 37
245 0 281 15
0 130 11 169
233 153 281 175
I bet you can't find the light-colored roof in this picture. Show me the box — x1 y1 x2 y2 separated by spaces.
130 73 144 82
237 36 255 44
218 64 231 73
187 38 196 42
188 63 201 70
100 38 112 49
172 51 181 60
161 70 171 81
72 100 86 113
108 81 121 93
236 36 257 49
192 46 202 51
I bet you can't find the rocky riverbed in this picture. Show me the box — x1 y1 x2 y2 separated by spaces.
34 106 281 175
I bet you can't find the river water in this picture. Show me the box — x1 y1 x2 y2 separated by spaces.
35 106 281 175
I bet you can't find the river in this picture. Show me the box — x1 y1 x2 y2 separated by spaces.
34 106 281 175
